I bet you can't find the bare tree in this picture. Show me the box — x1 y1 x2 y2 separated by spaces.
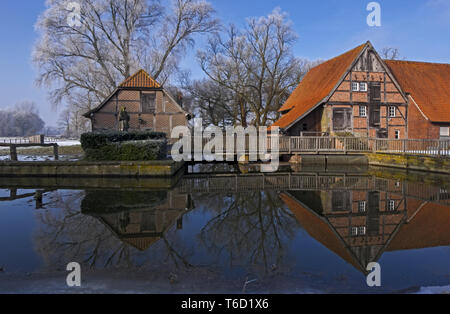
197 8 313 127
381 47 402 60
183 78 235 127
58 106 90 138
33 0 220 116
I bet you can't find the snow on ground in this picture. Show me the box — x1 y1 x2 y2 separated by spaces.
0 140 80 151
55 140 81 146
0 155 81 162
415 285 450 294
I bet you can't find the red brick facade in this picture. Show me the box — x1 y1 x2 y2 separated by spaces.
84 70 190 138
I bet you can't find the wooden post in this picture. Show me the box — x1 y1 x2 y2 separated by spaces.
53 144 59 161
10 145 17 161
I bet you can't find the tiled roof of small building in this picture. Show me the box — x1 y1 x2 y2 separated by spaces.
119 69 161 89
385 60 450 123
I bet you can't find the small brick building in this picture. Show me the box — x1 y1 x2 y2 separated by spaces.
271 41 450 140
83 70 191 137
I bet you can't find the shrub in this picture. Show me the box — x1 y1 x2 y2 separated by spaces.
83 140 168 161
81 130 166 150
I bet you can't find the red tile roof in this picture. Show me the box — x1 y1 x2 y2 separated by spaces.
119 69 161 89
385 60 450 123
271 43 367 130
387 202 450 252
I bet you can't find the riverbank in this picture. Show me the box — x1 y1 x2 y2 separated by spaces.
367 153 450 174
0 160 184 178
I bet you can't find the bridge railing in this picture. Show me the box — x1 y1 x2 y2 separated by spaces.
284 136 450 157
180 136 449 157
177 173 449 205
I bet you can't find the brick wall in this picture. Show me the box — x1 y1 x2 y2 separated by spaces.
407 96 440 139
91 88 188 138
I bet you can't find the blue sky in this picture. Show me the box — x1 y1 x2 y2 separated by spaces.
0 0 449 125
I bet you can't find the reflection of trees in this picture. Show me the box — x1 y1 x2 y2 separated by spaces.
197 190 298 275
33 190 194 271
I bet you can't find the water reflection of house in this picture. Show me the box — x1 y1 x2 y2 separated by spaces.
281 189 450 273
82 190 194 251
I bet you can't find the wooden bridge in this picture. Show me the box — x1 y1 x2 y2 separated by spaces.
186 136 450 158
176 173 450 206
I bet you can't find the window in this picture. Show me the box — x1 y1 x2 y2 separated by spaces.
388 200 396 211
359 82 368 92
332 191 351 212
369 82 381 101
333 108 352 131
395 130 401 139
302 123 308 132
141 212 156 232
358 227 367 236
351 227 367 237
141 93 156 113
440 127 450 138
359 106 367 117
359 201 367 213
369 105 381 127
351 82 359 92
389 106 396 118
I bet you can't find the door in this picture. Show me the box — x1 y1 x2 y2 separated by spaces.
367 192 380 236
369 82 381 128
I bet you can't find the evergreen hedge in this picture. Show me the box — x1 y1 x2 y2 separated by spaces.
81 131 168 161
81 131 166 150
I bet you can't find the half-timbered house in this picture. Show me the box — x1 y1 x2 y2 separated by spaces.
83 69 191 137
271 41 450 140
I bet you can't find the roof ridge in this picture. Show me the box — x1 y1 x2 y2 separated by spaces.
385 59 450 66
309 43 367 71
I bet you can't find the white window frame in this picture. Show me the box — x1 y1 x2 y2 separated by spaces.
359 82 368 92
395 130 401 140
440 127 450 137
351 227 358 236
388 200 396 211
389 106 397 118
351 82 360 92
358 201 367 212
358 226 367 236
359 105 367 117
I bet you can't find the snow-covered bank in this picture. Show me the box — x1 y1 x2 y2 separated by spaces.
415 285 450 294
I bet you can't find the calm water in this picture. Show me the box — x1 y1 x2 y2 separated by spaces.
0 166 449 293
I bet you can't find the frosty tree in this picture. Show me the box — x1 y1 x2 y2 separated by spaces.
33 0 219 114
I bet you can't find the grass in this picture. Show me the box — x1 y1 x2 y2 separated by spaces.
0 145 84 156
